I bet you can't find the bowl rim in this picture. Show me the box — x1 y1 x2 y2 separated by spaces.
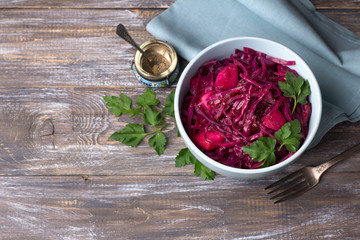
174 37 322 176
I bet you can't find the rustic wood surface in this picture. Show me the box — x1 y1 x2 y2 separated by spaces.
0 0 359 239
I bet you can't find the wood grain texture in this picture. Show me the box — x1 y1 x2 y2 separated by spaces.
0 87 184 175
1 8 360 89
0 175 359 240
320 9 360 33
0 9 162 88
312 0 360 8
0 86 359 176
0 0 175 8
1 0 359 9
0 0 359 239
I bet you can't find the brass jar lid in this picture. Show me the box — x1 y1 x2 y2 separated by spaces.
134 40 178 81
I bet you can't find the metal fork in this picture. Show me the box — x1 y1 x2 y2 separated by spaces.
265 142 360 204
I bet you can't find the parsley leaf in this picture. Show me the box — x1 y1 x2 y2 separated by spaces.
175 148 196 167
110 123 147 147
136 88 160 108
298 80 311 105
175 148 215 180
241 137 276 167
143 105 164 126
242 119 304 167
275 119 303 152
161 90 180 136
105 89 169 156
103 94 142 116
148 132 166 155
278 71 311 114
162 90 175 117
105 89 217 180
194 160 216 180
103 96 124 116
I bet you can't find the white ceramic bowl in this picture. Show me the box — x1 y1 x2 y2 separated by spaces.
174 37 322 179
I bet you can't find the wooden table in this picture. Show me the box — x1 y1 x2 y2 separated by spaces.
1 1 359 239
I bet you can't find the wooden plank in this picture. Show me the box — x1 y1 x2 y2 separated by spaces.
0 175 358 239
0 87 184 175
0 1 358 239
0 9 163 89
319 9 360 34
1 8 360 89
0 87 359 176
0 0 175 9
312 0 360 9
0 0 359 9
0 88 360 175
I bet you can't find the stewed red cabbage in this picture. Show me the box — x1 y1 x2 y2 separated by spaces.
181 47 311 169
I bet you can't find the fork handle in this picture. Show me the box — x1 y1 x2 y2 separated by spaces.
314 142 360 175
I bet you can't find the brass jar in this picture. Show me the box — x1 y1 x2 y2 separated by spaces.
132 40 179 88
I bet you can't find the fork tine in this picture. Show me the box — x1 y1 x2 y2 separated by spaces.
269 180 308 200
273 184 312 204
264 168 304 190
267 175 303 194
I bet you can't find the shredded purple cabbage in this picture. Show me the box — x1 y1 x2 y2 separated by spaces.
181 47 311 169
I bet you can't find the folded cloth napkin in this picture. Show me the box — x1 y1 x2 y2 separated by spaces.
147 0 360 147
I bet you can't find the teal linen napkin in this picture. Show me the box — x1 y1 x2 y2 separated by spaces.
147 0 360 146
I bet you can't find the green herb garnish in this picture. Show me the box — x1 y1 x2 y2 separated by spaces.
161 90 175 117
194 160 216 180
278 71 311 114
241 137 277 168
175 148 215 180
275 119 303 152
135 88 160 108
243 71 309 166
103 94 142 116
104 89 214 180
110 123 148 147
241 119 303 167
148 132 167 156
175 147 197 167
143 104 164 126
104 88 167 155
